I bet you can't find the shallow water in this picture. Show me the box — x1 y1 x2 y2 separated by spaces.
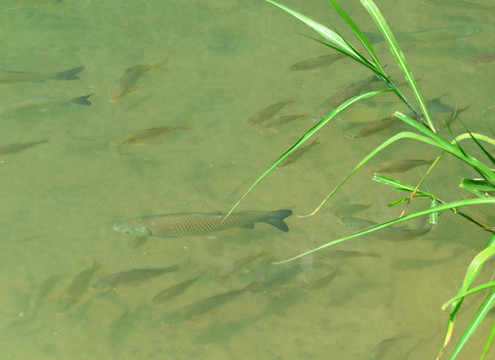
1 0 494 359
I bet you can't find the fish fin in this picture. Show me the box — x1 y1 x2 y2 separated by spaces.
71 94 93 106
53 66 85 80
133 141 146 147
240 224 255 229
265 210 293 232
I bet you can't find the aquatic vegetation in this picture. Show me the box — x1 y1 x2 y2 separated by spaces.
226 0 495 358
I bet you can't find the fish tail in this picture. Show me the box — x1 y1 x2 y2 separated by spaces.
150 58 170 73
53 66 85 80
265 210 292 232
70 94 93 106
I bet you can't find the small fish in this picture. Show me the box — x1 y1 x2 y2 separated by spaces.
17 275 61 323
0 94 92 116
111 122 192 146
316 250 382 263
0 139 48 155
326 203 372 218
339 216 433 241
114 209 292 238
258 114 308 130
215 250 272 281
56 259 101 315
437 104 471 130
152 273 204 305
462 53 495 66
162 280 258 324
0 66 85 83
92 264 181 290
364 25 483 45
312 74 382 121
345 116 401 138
247 99 295 128
277 139 320 168
306 267 338 290
289 54 345 71
110 58 169 102
370 159 435 173
366 331 410 360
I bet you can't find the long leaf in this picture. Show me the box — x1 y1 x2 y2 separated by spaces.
265 0 365 64
360 0 433 130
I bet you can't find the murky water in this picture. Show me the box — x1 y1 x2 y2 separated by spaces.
1 0 494 359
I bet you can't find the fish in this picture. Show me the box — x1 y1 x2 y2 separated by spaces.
437 104 471 130
247 98 295 128
0 94 92 116
344 116 401 138
326 203 373 218
16 275 62 323
114 209 292 238
215 250 272 281
111 122 192 146
462 53 495 66
0 66 85 83
312 74 382 121
0 139 48 155
258 114 309 130
56 259 101 315
92 264 181 290
109 58 169 102
277 139 320 168
152 273 204 305
366 331 410 360
316 250 382 264
289 54 345 71
370 159 435 173
162 280 259 324
364 25 483 45
306 267 339 290
339 216 433 241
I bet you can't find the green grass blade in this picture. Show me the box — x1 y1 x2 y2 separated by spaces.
448 288 495 360
438 233 495 359
460 179 495 195
360 0 434 131
276 198 495 264
326 0 386 77
226 88 392 217
265 0 366 64
481 320 495 360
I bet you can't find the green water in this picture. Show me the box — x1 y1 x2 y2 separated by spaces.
1 0 494 359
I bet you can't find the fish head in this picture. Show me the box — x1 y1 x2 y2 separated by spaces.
113 220 152 237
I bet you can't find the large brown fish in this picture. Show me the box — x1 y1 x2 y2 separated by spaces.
109 59 169 102
0 66 85 83
114 209 292 238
